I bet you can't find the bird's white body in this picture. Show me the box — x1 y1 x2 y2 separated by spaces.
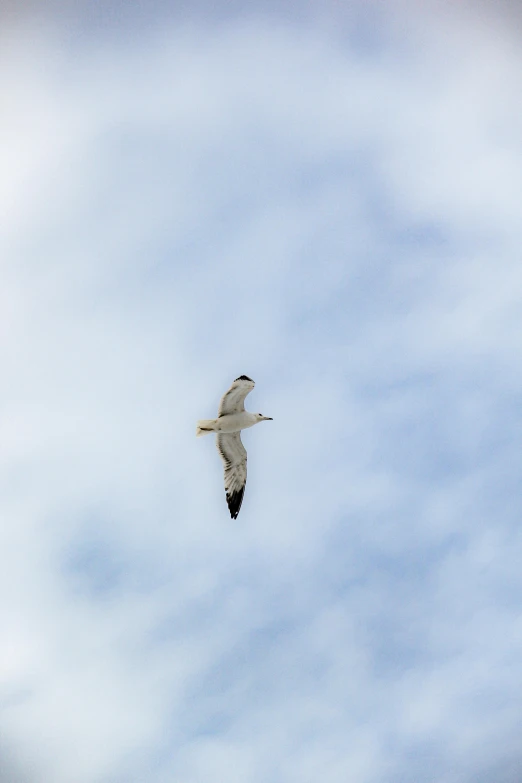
197 411 262 435
196 375 272 518
219 412 259 432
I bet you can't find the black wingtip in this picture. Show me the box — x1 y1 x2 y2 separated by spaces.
226 486 245 519
235 375 254 382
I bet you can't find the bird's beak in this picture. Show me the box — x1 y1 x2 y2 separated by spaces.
263 416 273 420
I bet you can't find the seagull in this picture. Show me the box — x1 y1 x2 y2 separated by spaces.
196 375 273 519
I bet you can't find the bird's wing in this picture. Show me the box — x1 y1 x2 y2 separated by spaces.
216 432 247 519
218 375 255 416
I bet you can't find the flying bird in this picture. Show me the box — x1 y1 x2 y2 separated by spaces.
196 375 273 519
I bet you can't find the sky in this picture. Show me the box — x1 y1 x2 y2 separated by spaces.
1 1 522 781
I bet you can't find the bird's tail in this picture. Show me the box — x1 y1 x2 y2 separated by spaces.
196 419 217 437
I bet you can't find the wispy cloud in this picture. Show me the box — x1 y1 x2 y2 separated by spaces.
1 3 522 782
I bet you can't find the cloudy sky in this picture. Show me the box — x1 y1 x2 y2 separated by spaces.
2 1 522 781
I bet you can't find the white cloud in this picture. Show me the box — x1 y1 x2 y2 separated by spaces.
1 4 522 782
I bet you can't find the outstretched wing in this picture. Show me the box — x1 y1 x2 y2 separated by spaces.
216 432 247 519
218 375 255 416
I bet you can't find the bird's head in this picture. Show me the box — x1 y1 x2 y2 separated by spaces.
257 413 273 422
